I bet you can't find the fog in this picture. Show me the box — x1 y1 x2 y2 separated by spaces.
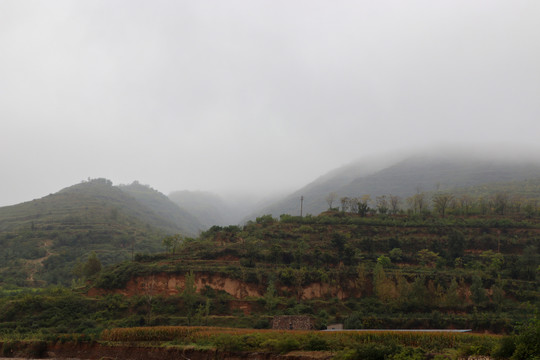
1 1 540 207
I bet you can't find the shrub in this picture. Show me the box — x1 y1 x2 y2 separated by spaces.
492 336 516 359
274 336 301 353
304 334 329 351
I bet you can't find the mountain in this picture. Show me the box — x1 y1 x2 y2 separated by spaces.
0 178 198 287
168 190 278 227
118 182 205 236
252 151 540 218
168 190 233 228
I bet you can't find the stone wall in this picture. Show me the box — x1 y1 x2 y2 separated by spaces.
271 315 315 330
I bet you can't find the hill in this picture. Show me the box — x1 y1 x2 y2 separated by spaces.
90 210 539 333
119 182 205 236
0 178 186 287
252 152 540 218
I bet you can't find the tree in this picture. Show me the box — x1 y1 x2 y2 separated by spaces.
444 277 461 308
493 192 509 215
264 280 279 312
432 193 454 217
523 200 537 218
182 270 198 325
389 195 401 214
470 275 487 305
349 197 359 213
331 233 346 258
325 192 338 210
340 197 350 212
377 255 392 267
373 263 396 302
458 194 474 215
417 249 439 267
357 195 371 217
490 278 505 310
376 195 389 215
83 252 101 278
478 196 490 215
162 234 182 255
389 248 403 262
408 192 426 214
511 313 540 359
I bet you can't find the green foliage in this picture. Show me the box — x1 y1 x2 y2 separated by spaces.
511 314 540 360
470 275 487 305
389 248 403 262
181 270 197 325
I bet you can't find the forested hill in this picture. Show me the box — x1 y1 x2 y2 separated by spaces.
251 153 540 218
0 178 197 287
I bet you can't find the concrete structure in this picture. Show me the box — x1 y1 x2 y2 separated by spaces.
326 323 344 330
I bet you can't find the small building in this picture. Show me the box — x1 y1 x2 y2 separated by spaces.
326 323 344 330
271 315 315 330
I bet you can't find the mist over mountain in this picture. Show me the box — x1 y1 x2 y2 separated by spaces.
249 150 540 218
118 182 205 236
168 190 282 228
168 190 234 228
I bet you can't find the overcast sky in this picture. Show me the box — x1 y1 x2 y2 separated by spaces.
1 1 540 206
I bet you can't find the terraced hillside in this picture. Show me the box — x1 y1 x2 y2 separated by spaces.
93 210 539 332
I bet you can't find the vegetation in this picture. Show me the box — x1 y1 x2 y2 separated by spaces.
0 179 186 287
0 175 539 359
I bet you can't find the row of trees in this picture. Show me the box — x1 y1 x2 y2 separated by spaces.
326 191 538 217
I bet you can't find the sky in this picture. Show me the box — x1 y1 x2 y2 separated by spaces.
1 1 540 207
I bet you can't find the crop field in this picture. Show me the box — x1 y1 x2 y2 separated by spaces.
100 326 502 357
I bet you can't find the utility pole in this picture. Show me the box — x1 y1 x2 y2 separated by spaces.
300 196 304 217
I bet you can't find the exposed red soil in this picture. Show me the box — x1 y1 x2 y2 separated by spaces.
88 273 359 301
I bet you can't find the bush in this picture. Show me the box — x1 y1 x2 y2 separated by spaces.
511 315 540 360
341 343 401 360
304 334 329 351
274 336 301 353
492 336 516 359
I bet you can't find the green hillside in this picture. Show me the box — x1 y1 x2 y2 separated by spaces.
0 179 179 287
90 210 539 333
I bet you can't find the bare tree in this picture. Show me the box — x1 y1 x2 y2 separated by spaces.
408 192 426 214
458 194 474 215
358 195 371 216
340 197 350 212
493 192 509 215
433 193 454 217
389 195 401 214
478 196 490 215
326 192 338 210
349 197 359 213
376 195 389 215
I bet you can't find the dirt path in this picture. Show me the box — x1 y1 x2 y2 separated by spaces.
26 239 55 283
